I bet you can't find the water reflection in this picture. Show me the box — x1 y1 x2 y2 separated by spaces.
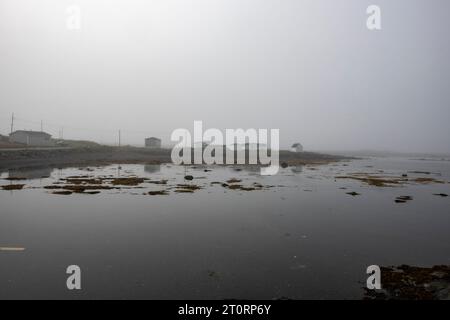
1 159 450 299
291 165 303 174
144 164 161 174
8 167 53 180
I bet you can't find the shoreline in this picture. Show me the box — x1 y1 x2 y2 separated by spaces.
0 146 352 171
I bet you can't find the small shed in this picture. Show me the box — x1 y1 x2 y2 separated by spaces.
145 137 162 148
291 143 303 153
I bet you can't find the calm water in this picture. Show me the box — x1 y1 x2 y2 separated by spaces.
1 157 450 299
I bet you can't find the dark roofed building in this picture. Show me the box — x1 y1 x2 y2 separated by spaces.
145 137 162 148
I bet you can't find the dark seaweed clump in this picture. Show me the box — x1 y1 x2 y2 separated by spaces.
364 265 450 300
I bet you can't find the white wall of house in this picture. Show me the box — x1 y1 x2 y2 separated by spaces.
9 132 54 147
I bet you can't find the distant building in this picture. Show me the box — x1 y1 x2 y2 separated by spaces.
145 137 162 148
291 143 303 153
9 130 54 147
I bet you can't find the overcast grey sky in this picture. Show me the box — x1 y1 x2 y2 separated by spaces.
0 0 449 152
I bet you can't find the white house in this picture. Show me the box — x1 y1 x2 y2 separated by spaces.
9 130 54 147
291 143 303 153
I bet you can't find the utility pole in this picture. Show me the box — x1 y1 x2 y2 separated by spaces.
118 130 121 147
10 113 14 134
40 120 43 132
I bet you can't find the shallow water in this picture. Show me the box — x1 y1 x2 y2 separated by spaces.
0 157 449 299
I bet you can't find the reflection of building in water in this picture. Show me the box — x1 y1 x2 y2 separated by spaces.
8 167 53 180
290 165 303 173
229 165 262 176
144 164 161 174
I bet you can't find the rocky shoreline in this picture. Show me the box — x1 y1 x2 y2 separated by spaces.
0 146 350 171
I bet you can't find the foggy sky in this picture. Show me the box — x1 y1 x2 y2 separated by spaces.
1 0 449 153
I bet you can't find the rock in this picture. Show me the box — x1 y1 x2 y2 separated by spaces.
174 189 194 193
395 196 413 203
111 177 145 186
148 190 168 195
227 184 257 191
397 196 413 201
184 175 194 181
176 184 201 191
433 193 448 197
52 191 73 195
1 184 25 190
